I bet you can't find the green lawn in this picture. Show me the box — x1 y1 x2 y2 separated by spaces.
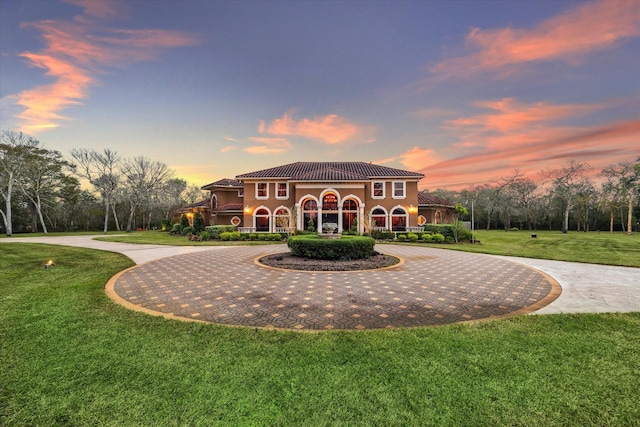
1 243 638 426
409 230 640 268
95 230 283 246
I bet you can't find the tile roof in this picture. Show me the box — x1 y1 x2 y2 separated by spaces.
236 162 424 180
291 166 370 182
216 203 244 211
418 192 455 207
201 178 243 190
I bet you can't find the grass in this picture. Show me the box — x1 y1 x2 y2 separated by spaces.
398 230 640 268
2 243 639 426
95 230 284 246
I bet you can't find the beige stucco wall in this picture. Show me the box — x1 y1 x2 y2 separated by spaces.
241 179 422 232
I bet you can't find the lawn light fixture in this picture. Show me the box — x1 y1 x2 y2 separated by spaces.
44 259 55 270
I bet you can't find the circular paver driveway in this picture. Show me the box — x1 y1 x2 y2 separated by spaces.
106 244 560 330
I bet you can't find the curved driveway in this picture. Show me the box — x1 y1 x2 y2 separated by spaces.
2 236 638 329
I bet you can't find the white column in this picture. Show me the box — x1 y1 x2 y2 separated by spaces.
359 206 365 234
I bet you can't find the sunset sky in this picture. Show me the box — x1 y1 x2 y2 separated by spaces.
1 0 638 190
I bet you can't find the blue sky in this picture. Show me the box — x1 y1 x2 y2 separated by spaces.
1 0 638 189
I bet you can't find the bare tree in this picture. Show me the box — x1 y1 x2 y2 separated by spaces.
542 161 592 234
16 146 75 234
121 156 173 232
0 131 40 236
510 177 539 230
71 148 122 234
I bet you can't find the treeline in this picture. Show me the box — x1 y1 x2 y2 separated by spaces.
1 130 204 235
429 160 640 233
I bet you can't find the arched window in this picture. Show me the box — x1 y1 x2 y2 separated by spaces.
211 195 217 210
391 207 407 231
274 208 291 229
255 208 270 232
434 210 442 224
371 207 387 229
342 199 358 232
303 199 318 231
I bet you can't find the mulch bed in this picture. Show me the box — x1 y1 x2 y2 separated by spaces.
258 252 400 271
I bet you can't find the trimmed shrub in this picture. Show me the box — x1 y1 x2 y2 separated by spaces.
370 230 395 240
287 235 375 260
510 227 520 232
199 231 211 241
422 224 454 238
432 233 445 243
193 212 205 234
170 223 182 234
407 233 419 243
181 226 193 235
220 231 241 241
161 219 172 232
205 225 236 239
180 214 190 229
397 234 407 241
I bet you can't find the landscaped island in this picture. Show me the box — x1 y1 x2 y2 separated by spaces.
259 234 400 271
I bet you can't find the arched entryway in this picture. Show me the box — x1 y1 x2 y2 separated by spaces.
342 199 358 232
321 192 339 232
302 198 318 232
391 206 408 232
254 207 271 232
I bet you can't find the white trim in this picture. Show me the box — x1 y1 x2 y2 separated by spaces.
371 181 385 199
275 182 289 200
253 205 272 232
255 182 269 200
296 184 365 189
391 205 408 231
370 205 388 230
273 205 292 229
392 181 406 199
319 188 341 204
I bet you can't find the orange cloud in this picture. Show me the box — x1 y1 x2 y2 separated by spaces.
262 112 372 144
11 1 198 133
419 118 640 190
244 137 291 154
428 0 640 81
220 145 236 153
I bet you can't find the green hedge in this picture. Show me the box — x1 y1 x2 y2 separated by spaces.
287 235 375 260
205 225 236 239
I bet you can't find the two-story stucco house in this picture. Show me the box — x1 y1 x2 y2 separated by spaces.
181 162 456 233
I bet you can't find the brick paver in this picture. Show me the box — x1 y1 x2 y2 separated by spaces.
106 244 560 330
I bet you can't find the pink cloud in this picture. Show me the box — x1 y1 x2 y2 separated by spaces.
11 1 198 133
220 145 236 153
244 137 291 154
428 0 640 81
404 97 640 190
262 112 372 144
418 117 640 190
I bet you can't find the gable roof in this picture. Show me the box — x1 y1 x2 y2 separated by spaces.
236 162 424 181
418 192 455 207
201 178 243 190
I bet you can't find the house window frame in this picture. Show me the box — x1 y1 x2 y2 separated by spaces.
372 181 385 199
276 182 289 200
256 182 268 200
238 188 244 197
392 181 406 199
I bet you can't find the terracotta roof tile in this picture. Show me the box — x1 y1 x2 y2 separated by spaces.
216 203 244 211
236 162 423 180
418 192 455 207
201 178 242 190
